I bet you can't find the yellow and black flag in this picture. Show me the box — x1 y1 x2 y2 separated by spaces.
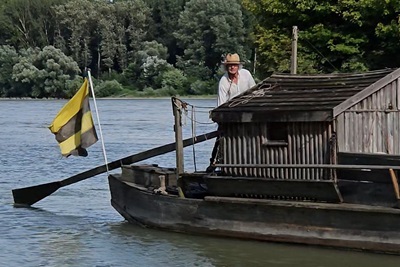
48 78 98 157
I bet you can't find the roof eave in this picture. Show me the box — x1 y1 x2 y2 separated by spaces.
211 109 333 123
333 68 400 117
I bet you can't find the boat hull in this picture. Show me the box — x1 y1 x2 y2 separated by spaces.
109 173 400 254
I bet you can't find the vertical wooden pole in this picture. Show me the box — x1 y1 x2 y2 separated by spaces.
291 26 298 74
172 97 184 177
389 169 400 207
253 48 257 75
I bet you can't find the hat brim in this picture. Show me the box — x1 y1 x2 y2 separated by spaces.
223 61 243 65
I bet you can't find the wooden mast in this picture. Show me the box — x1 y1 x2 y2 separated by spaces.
291 26 298 74
171 97 184 177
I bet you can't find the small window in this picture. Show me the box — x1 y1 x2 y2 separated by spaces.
264 122 288 146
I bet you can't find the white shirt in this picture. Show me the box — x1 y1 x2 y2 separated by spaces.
217 69 256 106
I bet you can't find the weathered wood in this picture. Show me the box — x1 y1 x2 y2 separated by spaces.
259 88 366 94
172 97 184 175
211 110 333 123
271 69 392 79
228 102 342 109
211 68 397 125
245 96 351 103
338 180 397 207
389 169 400 208
109 173 400 254
337 152 400 183
290 26 298 74
333 68 400 116
203 175 343 203
215 163 400 170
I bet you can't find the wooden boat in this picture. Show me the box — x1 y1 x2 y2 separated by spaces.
108 68 400 255
14 69 400 255
109 164 400 254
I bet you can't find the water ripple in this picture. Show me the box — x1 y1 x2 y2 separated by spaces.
1 100 399 266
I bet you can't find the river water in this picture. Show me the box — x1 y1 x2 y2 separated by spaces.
1 98 399 267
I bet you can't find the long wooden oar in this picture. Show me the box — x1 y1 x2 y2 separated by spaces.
12 130 218 206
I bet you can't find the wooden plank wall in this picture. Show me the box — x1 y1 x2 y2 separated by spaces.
336 78 400 154
221 121 332 180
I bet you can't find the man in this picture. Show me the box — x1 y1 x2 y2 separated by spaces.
217 53 256 106
207 53 256 172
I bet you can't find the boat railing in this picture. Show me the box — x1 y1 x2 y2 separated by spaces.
211 163 400 207
215 163 400 170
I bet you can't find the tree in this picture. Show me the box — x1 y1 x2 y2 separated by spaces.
12 46 80 98
175 0 250 77
0 45 19 96
242 0 400 75
53 0 96 69
0 0 63 48
160 68 187 94
54 0 151 77
124 40 170 89
338 0 400 69
144 0 187 64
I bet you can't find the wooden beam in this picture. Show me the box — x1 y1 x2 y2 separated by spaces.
215 163 400 170
172 97 184 175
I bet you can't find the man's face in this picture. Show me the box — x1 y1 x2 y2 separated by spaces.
227 64 239 75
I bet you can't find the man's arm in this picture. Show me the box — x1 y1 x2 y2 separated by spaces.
217 77 229 106
247 69 256 88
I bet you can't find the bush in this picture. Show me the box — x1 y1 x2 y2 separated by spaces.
155 87 178 96
95 80 124 97
188 79 218 95
65 77 87 98
161 68 187 94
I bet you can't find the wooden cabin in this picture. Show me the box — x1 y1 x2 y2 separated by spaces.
208 68 400 207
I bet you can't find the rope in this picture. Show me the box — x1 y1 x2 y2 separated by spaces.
190 104 216 109
228 84 277 107
176 98 215 125
191 105 197 171
183 112 215 125
173 97 217 170
303 38 339 72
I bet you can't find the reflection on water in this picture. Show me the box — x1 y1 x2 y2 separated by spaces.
1 99 399 266
108 222 400 267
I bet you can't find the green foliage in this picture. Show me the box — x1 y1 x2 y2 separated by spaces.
140 56 173 89
53 0 151 75
144 0 187 64
242 0 400 74
175 0 249 76
12 46 80 98
95 80 124 97
64 77 86 98
122 41 170 88
160 68 187 94
154 87 178 96
0 45 19 96
1 0 400 97
188 79 218 95
0 0 63 49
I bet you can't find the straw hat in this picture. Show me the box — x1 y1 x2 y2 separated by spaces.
222 53 243 65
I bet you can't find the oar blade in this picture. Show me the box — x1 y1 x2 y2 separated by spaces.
12 182 61 206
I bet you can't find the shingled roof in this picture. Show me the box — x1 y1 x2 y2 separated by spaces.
211 68 399 123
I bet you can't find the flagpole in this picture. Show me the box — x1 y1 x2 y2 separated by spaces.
87 70 109 175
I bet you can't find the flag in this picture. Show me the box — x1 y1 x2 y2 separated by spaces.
48 78 98 157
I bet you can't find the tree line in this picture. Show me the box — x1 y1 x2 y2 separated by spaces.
0 0 399 98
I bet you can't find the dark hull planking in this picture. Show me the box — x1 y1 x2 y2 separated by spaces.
108 173 400 255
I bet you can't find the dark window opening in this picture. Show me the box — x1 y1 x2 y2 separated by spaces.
264 122 288 146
